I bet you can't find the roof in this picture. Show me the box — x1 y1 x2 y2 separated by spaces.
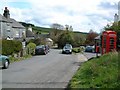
46 38 53 42
103 30 116 34
10 18 25 29
95 35 100 40
26 30 35 37
0 14 7 22
0 14 25 29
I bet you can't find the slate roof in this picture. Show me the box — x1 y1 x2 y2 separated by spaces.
0 14 7 22
0 14 25 29
26 30 35 37
95 35 100 40
10 18 25 29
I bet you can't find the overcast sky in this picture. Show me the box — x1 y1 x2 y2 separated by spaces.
0 0 119 33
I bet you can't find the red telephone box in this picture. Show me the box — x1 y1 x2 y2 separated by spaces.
102 30 117 55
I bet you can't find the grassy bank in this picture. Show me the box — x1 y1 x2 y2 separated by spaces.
68 51 119 88
9 54 32 63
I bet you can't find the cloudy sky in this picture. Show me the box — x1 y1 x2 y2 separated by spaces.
0 0 119 33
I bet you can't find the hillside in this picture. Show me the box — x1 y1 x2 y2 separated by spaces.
19 22 88 35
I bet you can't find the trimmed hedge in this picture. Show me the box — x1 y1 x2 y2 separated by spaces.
2 40 22 55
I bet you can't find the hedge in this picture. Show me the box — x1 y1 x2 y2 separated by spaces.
2 40 22 55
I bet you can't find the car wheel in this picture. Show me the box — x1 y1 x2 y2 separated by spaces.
3 59 9 69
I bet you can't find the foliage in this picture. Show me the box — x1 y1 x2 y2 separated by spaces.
19 22 35 27
85 30 98 45
104 22 120 51
51 23 64 30
72 47 82 53
2 40 22 55
9 54 32 63
27 38 45 46
73 33 86 46
68 51 119 88
26 42 36 55
49 29 63 44
104 22 120 32
57 31 74 48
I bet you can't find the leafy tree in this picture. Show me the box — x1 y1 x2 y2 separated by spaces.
73 33 85 47
85 30 98 45
51 23 64 30
104 21 120 32
104 21 120 50
49 29 63 44
28 38 45 46
57 31 74 48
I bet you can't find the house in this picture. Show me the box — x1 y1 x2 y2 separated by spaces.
0 7 26 40
45 38 53 47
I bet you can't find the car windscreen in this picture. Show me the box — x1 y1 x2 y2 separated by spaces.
64 46 72 49
36 45 45 49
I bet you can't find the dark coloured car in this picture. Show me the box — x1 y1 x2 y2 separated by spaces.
35 45 48 55
62 45 72 54
85 46 95 52
0 54 10 69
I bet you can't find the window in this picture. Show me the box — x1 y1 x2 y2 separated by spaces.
109 38 114 50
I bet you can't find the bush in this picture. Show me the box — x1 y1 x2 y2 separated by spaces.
72 47 82 53
2 40 22 55
27 38 45 46
26 42 36 55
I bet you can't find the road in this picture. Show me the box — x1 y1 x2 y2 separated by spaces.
83 52 101 60
2 49 87 88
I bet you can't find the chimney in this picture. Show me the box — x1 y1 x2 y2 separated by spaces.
3 7 10 19
114 13 119 22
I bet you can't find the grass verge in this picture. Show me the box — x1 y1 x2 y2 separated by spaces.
9 54 32 63
68 51 119 88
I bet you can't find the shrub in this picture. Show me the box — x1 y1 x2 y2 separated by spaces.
26 42 36 55
72 47 82 53
27 38 45 46
2 40 22 55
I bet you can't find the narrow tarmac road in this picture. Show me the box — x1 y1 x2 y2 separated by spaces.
2 49 87 88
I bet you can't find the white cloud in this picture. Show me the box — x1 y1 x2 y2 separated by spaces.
0 0 119 33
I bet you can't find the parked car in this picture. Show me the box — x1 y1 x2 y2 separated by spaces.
35 45 48 55
0 54 10 69
85 46 95 52
65 44 72 49
62 45 72 54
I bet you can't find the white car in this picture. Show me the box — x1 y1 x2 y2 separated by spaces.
62 45 72 54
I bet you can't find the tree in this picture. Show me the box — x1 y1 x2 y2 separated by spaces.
85 30 98 45
51 23 64 30
104 21 120 32
57 30 74 48
49 29 63 44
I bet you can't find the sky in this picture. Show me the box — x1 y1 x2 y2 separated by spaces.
0 0 119 33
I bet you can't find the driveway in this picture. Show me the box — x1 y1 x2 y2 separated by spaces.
2 49 87 88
